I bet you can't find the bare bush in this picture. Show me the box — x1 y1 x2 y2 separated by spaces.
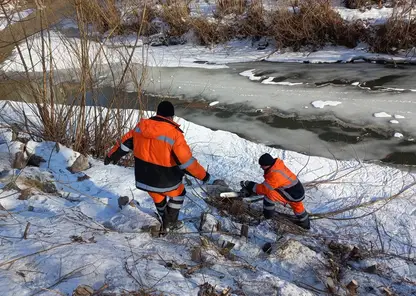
160 1 191 37
119 3 157 36
343 0 383 9
0 0 148 158
242 0 268 36
77 0 121 33
366 17 416 53
272 0 365 50
215 0 247 16
192 18 236 45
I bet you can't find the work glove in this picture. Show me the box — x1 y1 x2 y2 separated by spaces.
240 180 256 196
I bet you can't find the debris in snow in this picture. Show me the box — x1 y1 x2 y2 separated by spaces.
191 247 203 263
198 282 231 296
240 224 249 238
364 264 378 274
311 100 342 108
12 151 26 169
394 132 404 138
68 154 89 173
200 213 218 232
27 153 45 167
326 277 336 294
209 101 219 106
118 196 130 209
346 280 358 294
18 188 33 200
72 285 94 296
394 114 405 119
262 242 272 254
374 112 392 118
42 181 58 194
389 120 399 124
382 287 394 296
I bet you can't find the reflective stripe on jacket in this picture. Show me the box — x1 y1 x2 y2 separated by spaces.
253 158 305 203
107 116 208 196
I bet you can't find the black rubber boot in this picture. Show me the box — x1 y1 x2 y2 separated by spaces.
295 216 311 230
162 206 181 233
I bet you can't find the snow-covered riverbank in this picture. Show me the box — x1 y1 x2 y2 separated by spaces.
0 102 415 295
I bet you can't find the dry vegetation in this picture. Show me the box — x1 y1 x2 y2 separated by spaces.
67 0 416 53
367 17 416 53
343 0 383 9
0 0 148 157
271 1 365 50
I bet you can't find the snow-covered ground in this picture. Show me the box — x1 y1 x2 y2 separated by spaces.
0 102 415 295
3 30 416 74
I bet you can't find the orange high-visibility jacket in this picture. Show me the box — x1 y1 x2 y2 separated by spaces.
107 116 208 196
253 159 305 203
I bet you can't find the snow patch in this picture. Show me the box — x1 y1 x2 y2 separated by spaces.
209 101 219 106
311 100 342 109
262 77 303 86
394 132 404 138
394 114 406 119
389 120 399 124
0 9 34 31
239 69 263 81
374 112 392 118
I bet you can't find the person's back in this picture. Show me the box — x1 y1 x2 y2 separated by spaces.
261 158 305 204
105 101 212 233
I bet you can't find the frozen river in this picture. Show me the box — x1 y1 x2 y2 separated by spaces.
130 62 416 165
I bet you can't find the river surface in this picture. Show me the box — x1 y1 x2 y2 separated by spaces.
2 61 416 165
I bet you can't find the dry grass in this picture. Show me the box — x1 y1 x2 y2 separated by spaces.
77 0 121 33
215 0 247 16
120 5 157 36
160 1 191 37
192 18 236 45
343 0 383 9
242 0 268 36
367 17 416 53
271 0 365 50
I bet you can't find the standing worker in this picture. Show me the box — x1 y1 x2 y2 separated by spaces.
241 153 310 229
105 101 213 233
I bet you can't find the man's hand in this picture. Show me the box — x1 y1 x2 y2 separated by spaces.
202 172 216 185
241 180 255 191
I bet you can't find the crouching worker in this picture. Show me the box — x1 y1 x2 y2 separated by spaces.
104 101 213 233
241 153 310 229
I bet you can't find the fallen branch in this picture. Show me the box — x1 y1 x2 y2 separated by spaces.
22 222 30 239
311 181 416 220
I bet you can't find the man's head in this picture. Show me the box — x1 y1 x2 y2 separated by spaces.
258 153 275 170
156 101 175 119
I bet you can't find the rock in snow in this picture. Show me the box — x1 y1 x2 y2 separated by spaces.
68 154 90 173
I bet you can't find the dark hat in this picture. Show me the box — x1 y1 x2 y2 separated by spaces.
258 153 275 166
157 101 175 117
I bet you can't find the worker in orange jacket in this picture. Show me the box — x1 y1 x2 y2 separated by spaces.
241 153 310 229
104 101 213 232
